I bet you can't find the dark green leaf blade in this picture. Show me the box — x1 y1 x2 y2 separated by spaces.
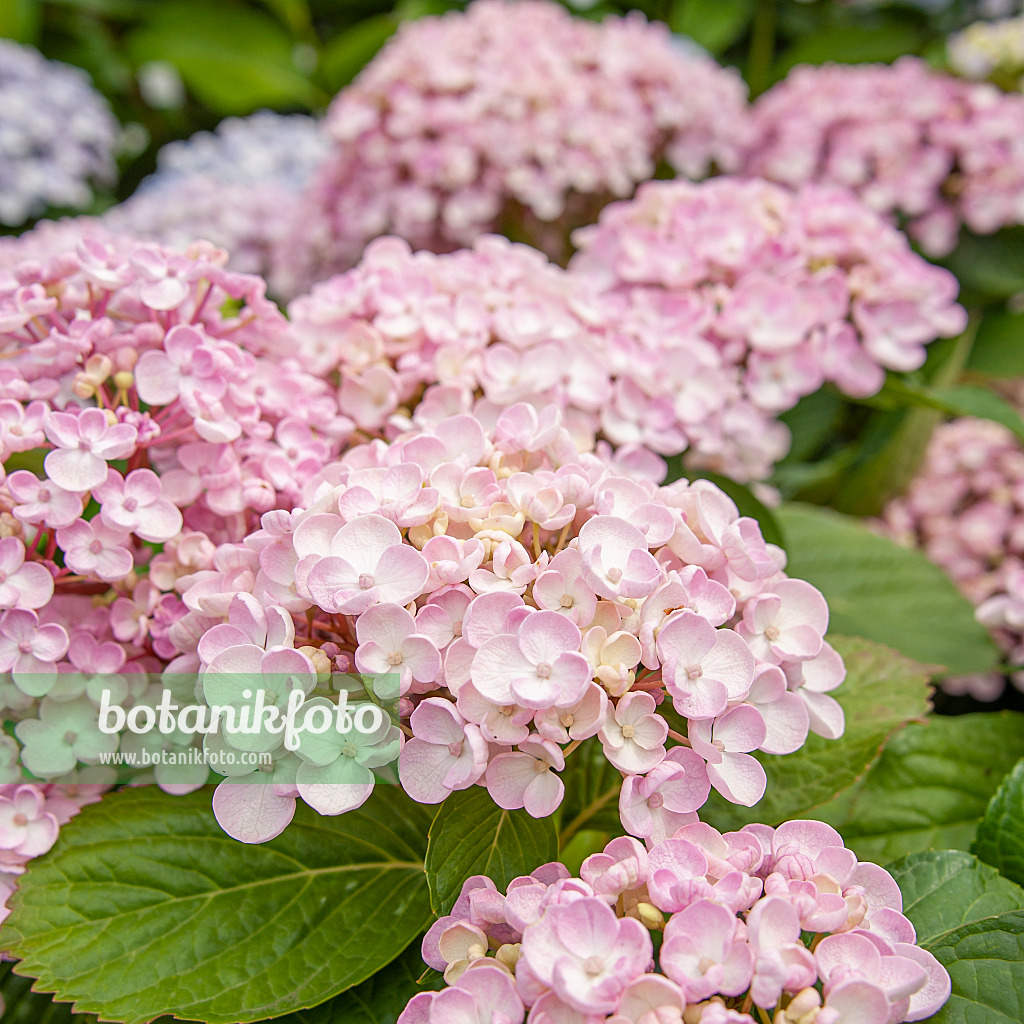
425 787 558 915
892 851 1024 1024
891 850 1024 947
776 504 999 675
974 759 1024 888
267 944 444 1024
817 712 1024 863
1 786 433 1024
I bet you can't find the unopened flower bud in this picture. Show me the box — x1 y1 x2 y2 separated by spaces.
408 523 432 549
494 943 520 971
633 901 664 931
298 645 332 682
113 370 135 391
0 513 22 540
72 373 98 399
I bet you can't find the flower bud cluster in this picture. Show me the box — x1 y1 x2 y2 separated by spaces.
286 233 790 481
0 237 352 787
948 14 1024 88
104 112 327 297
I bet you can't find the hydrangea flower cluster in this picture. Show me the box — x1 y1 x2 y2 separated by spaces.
286 233 790 481
280 0 749 287
104 112 327 297
877 413 1024 699
0 236 352 786
173 404 846 843
948 14 1024 89
0 780 105 927
0 40 119 226
401 820 950 1024
741 57 1024 256
569 178 968 416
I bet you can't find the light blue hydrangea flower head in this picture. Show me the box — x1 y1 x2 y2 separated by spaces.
0 40 119 226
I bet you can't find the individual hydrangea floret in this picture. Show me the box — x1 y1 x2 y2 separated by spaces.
740 57 1024 256
0 40 119 226
103 112 327 296
400 821 951 1024
169 404 846 843
569 177 967 426
279 0 750 287
286 232 792 481
876 412 1024 700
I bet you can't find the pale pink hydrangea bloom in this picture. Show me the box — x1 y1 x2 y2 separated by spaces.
741 57 1024 256
278 0 749 286
0 234 355 798
182 405 845 842
399 821 950 1024
876 412 1024 698
0 782 105 925
285 233 791 481
569 178 968 445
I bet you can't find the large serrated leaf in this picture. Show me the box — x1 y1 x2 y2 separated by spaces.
425 787 558 915
0 786 433 1024
776 504 999 675
974 759 1024 888
891 850 1024 947
701 636 930 831
891 851 1024 1024
816 712 1024 864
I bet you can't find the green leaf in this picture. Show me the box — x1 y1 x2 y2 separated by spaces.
891 851 1024 1023
125 0 322 114
815 712 1024 863
0 0 40 43
891 850 1024 947
775 504 999 676
941 228 1024 303
701 635 931 830
774 20 924 78
425 787 558 915
969 311 1024 379
974 759 1024 888
0 963 102 1024
319 15 396 91
776 388 848 465
669 0 752 54
880 377 1024 445
267 944 445 1024
0 786 433 1024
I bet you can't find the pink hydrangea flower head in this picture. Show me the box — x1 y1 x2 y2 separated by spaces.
280 0 748 284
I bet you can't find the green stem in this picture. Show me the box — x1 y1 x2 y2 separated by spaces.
558 784 619 847
747 0 777 98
